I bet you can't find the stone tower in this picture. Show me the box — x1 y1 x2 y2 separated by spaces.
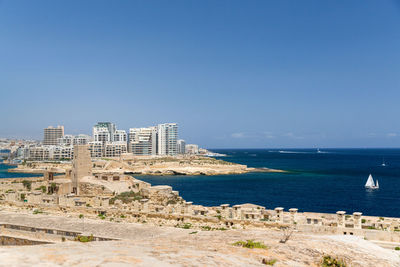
71 145 92 195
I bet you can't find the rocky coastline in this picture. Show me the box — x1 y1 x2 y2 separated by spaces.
6 156 286 176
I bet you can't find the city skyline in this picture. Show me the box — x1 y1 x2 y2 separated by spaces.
1 122 194 161
1 1 400 148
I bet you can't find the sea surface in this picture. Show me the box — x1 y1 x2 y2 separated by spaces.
0 161 39 179
137 149 400 217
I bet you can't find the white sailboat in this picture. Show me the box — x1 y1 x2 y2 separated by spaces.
365 174 379 189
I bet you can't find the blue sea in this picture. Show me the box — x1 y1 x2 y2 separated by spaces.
137 149 400 217
0 161 39 179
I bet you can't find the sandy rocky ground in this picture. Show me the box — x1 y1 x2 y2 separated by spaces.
0 209 399 267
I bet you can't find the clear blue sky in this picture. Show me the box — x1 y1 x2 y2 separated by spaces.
1 0 399 148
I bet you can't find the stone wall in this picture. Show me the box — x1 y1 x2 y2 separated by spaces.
0 235 51 246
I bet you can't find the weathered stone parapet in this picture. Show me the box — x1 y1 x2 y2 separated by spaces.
353 212 362 229
220 204 230 218
140 199 149 212
232 205 241 220
336 211 346 227
275 207 284 223
185 202 193 215
289 208 298 224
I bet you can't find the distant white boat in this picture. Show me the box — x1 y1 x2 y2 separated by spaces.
317 148 322 153
365 174 379 189
381 159 386 167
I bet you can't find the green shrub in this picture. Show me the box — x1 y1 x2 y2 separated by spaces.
49 183 57 194
379 217 384 221
98 214 106 220
262 258 277 265
109 191 142 204
395 247 400 251
321 255 347 267
61 237 66 242
176 223 192 229
20 193 25 200
361 219 366 224
233 240 267 249
35 185 47 193
201 226 211 231
74 234 94 243
79 214 84 219
189 231 198 234
33 209 42 214
120 214 126 218
22 180 32 190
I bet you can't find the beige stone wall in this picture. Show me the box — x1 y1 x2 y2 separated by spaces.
26 193 42 204
58 183 72 195
79 183 112 196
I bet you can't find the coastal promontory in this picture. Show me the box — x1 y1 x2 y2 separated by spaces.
8 155 284 176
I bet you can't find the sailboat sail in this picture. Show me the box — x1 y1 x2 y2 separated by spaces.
376 180 379 188
365 174 375 188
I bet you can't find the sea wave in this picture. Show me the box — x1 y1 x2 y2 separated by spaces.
278 151 312 154
268 150 330 154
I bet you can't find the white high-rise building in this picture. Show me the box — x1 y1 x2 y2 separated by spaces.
113 130 127 143
58 134 92 147
88 141 103 158
129 127 157 155
93 122 118 143
157 123 178 156
177 139 186 154
93 126 111 144
104 142 127 157
93 122 127 157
